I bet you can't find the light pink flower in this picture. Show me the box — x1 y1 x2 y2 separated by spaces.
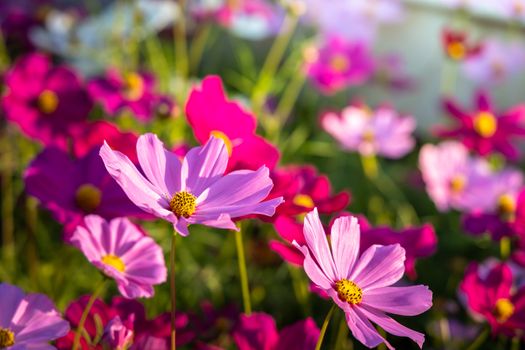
100 133 283 236
293 208 432 349
322 105 416 158
70 215 167 299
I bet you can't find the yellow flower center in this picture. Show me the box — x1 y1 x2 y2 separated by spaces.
123 72 145 101
0 328 14 349
330 54 349 72
450 175 466 193
494 298 515 323
473 112 497 138
210 130 233 157
101 254 126 273
170 191 197 218
75 184 102 213
293 194 315 209
447 42 466 61
498 194 516 222
335 279 362 305
38 89 59 114
362 130 375 143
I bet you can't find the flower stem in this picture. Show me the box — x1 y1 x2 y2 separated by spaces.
73 279 107 350
235 226 252 315
360 154 379 180
189 23 212 75
1 126 15 276
465 327 489 350
170 233 177 350
174 0 189 79
315 304 337 350
500 237 511 260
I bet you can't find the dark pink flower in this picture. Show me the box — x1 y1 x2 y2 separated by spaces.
232 313 319 350
185 75 279 172
460 262 525 337
436 91 525 160
2 53 92 147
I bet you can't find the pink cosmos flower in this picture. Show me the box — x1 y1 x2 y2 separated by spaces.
293 208 432 349
419 141 496 212
103 316 134 350
0 282 69 349
305 36 374 94
100 133 283 236
462 39 525 86
2 53 92 147
373 54 415 92
322 104 416 158
24 147 147 240
185 75 279 172
460 261 525 337
436 91 525 160
232 313 319 350
88 69 175 121
71 215 167 299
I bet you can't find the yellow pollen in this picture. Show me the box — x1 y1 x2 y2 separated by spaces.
494 298 515 323
38 89 59 114
447 42 466 61
498 194 516 222
123 72 145 101
335 279 362 305
450 175 466 193
330 54 350 72
210 130 233 157
75 184 102 213
293 194 315 209
0 328 14 348
101 254 126 273
362 130 375 143
170 191 197 218
473 112 497 138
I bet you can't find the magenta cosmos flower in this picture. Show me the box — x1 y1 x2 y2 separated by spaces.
71 215 167 299
2 53 92 147
0 283 69 349
436 91 525 160
88 69 175 121
185 75 279 172
24 147 147 240
293 208 432 349
232 313 319 350
322 104 416 158
460 261 525 337
100 133 283 236
419 141 497 212
305 36 374 94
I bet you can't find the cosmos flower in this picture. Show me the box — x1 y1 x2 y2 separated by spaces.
71 215 167 299
2 53 92 148
460 261 525 337
100 133 283 236
293 208 432 349
0 0 45 52
305 36 374 94
419 141 506 213
436 91 525 160
185 75 279 172
462 39 525 86
0 283 69 349
232 313 319 350
56 295 194 349
103 316 134 350
441 28 482 61
88 69 175 121
322 104 416 158
24 147 147 240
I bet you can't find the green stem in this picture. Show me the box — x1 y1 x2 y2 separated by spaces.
174 0 189 79
189 23 212 74
235 225 252 315
500 237 511 260
334 312 350 350
25 196 39 287
1 127 14 275
73 279 107 350
288 265 311 316
465 327 489 350
170 233 177 350
315 304 337 350
274 67 307 131
360 154 379 180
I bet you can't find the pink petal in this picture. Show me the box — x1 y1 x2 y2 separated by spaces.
345 307 393 350
362 285 432 316
331 215 360 280
292 241 333 290
0 284 25 328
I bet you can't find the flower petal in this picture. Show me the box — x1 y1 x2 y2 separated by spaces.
292 241 333 290
362 285 432 316
345 307 393 350
331 215 360 280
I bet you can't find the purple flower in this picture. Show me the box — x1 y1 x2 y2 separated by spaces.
71 215 167 299
232 312 320 350
293 208 432 349
306 36 374 94
322 104 416 158
2 53 92 148
100 133 283 236
103 316 134 350
24 147 147 240
0 282 69 349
